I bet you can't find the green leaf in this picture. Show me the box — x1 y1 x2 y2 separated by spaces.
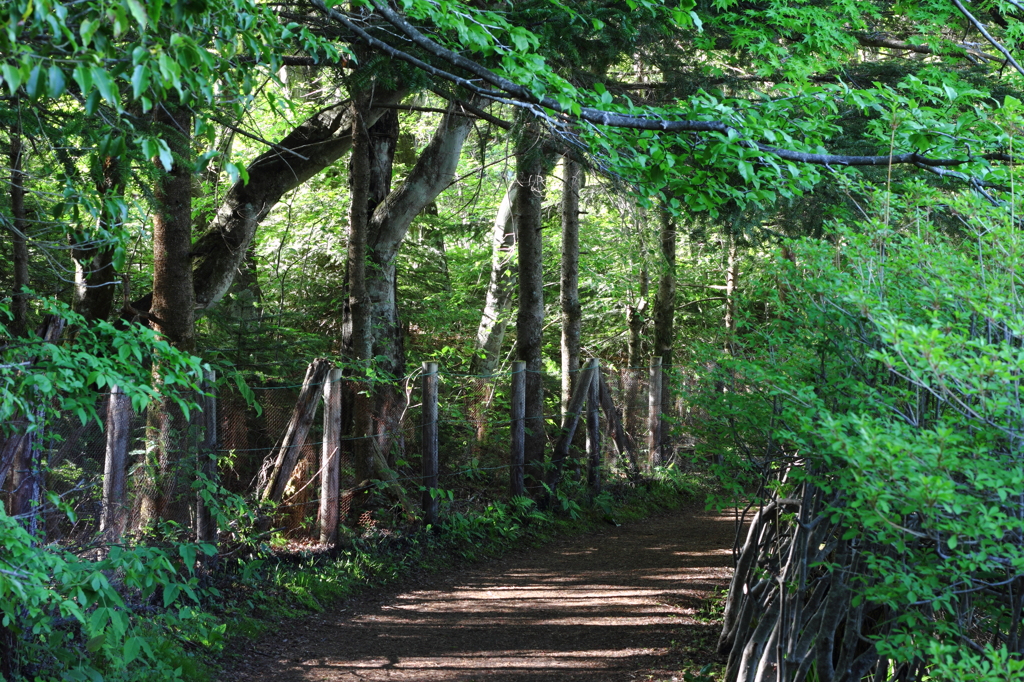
85 634 105 652
130 64 150 100
91 67 117 106
47 65 66 98
155 138 173 171
85 89 101 115
162 582 180 607
80 17 99 47
25 63 42 99
125 0 149 29
947 535 958 550
72 64 93 95
1 63 23 96
123 636 142 664
738 160 754 183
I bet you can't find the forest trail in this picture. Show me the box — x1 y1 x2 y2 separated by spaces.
229 508 737 681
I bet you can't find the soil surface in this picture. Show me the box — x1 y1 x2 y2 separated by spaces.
230 508 737 681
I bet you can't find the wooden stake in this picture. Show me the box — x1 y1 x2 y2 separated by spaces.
320 368 342 544
597 370 638 478
421 362 439 526
196 370 218 547
546 359 598 503
510 361 526 498
586 360 601 494
262 358 332 504
101 385 130 540
648 356 663 469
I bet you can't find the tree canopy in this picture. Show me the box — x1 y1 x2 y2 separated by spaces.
4 0 1024 680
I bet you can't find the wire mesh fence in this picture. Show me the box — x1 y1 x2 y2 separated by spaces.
1 360 700 545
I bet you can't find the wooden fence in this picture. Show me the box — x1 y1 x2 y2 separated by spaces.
1 357 686 546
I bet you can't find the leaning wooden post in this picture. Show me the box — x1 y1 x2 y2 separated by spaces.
196 370 218 547
421 362 439 527
262 358 332 505
101 385 131 540
648 356 663 469
545 359 598 507
509 362 526 498
320 367 343 544
597 370 639 478
586 359 601 495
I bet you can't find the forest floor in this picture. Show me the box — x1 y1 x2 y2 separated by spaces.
226 507 737 682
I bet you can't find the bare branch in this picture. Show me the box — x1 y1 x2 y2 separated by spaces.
951 0 1024 78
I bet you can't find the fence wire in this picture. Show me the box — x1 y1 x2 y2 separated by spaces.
2 362 700 544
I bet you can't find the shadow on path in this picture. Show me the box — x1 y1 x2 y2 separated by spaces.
232 510 737 681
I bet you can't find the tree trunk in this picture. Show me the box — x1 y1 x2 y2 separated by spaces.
9 316 63 537
8 126 29 338
73 154 126 322
141 106 195 526
560 157 583 417
101 385 131 541
725 233 740 349
346 99 375 484
366 109 474 379
343 102 475 482
363 110 402 464
190 87 408 311
471 184 519 378
365 108 476 463
651 203 676 460
469 183 519 443
515 121 550 490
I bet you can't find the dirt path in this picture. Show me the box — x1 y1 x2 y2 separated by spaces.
231 509 737 681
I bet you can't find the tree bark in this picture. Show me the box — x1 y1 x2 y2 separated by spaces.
725 233 740 350
190 87 408 311
101 385 131 541
366 108 476 463
7 126 29 338
560 157 583 417
651 203 676 459
515 120 551 489
320 368 342 544
73 154 126 322
366 109 474 380
346 98 375 484
470 183 519 377
141 105 195 526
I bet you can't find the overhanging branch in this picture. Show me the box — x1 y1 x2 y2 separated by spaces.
309 0 1014 174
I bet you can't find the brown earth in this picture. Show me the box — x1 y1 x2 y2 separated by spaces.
228 508 738 682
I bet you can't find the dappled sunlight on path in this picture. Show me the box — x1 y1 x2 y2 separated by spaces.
231 509 736 681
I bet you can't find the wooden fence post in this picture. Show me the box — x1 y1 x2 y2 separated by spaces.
648 356 663 469
101 385 131 540
597 370 639 478
262 358 332 506
545 359 598 506
421 362 439 527
195 370 218 547
586 359 601 494
509 362 526 498
320 368 342 543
